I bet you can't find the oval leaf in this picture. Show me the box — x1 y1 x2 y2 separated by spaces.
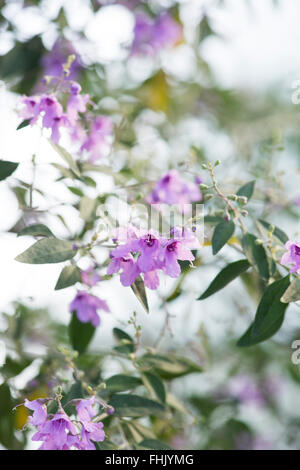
106 374 142 393
109 394 165 417
142 372 166 404
15 238 76 264
237 276 290 347
68 312 95 354
236 180 255 201
212 220 235 255
55 265 81 290
0 160 19 181
242 233 269 280
17 224 54 238
198 259 250 300
130 275 149 313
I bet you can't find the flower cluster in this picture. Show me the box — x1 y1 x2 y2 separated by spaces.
147 169 202 211
69 266 109 327
19 82 113 161
108 225 200 289
23 396 105 450
131 12 182 56
280 240 300 274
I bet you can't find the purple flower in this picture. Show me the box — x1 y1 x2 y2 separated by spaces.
280 240 300 274
76 397 105 449
81 266 101 287
19 96 40 123
81 116 113 162
33 411 79 450
42 39 82 80
69 291 110 327
131 12 182 56
228 375 265 406
107 225 200 288
67 82 90 125
147 170 202 212
24 399 47 426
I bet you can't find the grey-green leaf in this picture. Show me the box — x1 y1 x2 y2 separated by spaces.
212 220 235 255
281 277 300 303
130 275 149 313
55 265 82 290
257 219 288 245
17 224 54 238
142 372 166 404
109 394 165 417
242 232 269 280
15 238 76 264
50 142 81 177
106 374 142 393
237 276 290 347
236 180 255 201
198 259 250 300
0 160 19 181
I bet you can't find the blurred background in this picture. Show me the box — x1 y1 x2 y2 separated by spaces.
1 0 300 450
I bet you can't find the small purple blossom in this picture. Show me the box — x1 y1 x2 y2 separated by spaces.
280 240 300 274
147 170 202 212
67 82 90 125
42 39 82 81
131 12 182 56
69 291 109 327
24 395 106 450
108 225 199 289
81 266 101 287
81 116 113 162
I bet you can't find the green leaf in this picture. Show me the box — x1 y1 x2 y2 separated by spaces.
109 394 165 417
15 238 76 264
236 180 255 201
68 186 84 197
257 219 288 244
139 354 202 380
17 223 54 238
142 372 166 404
198 259 250 300
16 119 31 130
212 220 235 255
50 142 81 177
95 440 118 450
113 327 135 354
79 196 97 222
106 374 142 393
280 277 300 303
68 312 96 354
0 160 19 181
55 265 81 290
130 275 149 313
237 276 290 347
242 233 269 280
138 439 172 450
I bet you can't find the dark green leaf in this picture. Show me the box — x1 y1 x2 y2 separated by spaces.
109 394 165 417
113 327 135 354
106 374 142 393
68 312 96 354
17 224 54 238
142 372 166 404
257 219 288 244
198 259 250 300
236 180 255 201
212 220 235 255
242 233 269 280
0 160 19 181
237 276 290 347
55 265 81 290
130 276 149 313
16 119 30 130
15 238 76 264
